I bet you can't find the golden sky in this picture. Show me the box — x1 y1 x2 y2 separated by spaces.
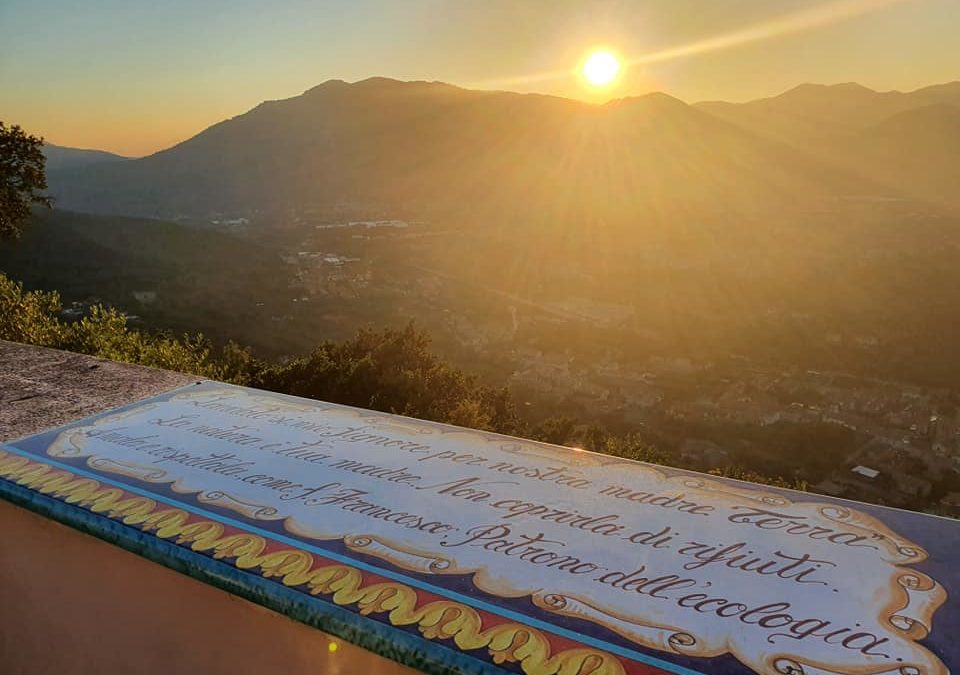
1 0 957 156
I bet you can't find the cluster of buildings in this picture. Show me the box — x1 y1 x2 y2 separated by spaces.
500 345 960 515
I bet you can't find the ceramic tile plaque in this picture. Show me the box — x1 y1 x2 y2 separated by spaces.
1 381 957 675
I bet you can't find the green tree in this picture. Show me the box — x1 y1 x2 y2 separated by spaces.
709 465 808 491
572 425 671 465
0 273 256 382
0 122 51 238
255 323 523 432
0 273 67 345
530 416 578 445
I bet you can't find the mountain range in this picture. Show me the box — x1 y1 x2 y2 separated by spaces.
696 81 960 208
45 77 960 223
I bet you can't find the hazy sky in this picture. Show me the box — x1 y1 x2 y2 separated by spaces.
1 0 957 156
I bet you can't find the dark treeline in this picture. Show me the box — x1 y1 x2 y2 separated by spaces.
0 272 803 490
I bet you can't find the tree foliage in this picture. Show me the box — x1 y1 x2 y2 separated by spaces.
255 323 524 433
0 122 51 238
0 274 248 380
708 465 808 492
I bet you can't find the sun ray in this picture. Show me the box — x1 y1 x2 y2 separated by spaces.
469 0 914 90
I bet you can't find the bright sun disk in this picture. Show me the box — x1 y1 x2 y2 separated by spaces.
582 50 621 86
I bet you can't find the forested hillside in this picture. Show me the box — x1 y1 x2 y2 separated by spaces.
0 209 296 349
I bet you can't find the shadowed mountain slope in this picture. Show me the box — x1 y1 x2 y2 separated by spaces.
694 81 960 209
48 78 889 224
43 144 130 171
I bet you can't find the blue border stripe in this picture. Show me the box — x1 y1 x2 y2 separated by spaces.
0 442 706 675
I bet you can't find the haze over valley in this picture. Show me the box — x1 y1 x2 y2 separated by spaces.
4 74 960 514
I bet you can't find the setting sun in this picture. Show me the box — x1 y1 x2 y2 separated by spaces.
582 50 621 87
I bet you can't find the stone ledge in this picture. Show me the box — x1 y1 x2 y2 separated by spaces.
0 340 195 442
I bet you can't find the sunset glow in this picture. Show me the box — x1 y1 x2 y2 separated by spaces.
1 0 952 155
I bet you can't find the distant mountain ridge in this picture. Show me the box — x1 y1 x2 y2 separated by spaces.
695 81 960 139
694 80 960 207
43 144 130 171
46 77 960 221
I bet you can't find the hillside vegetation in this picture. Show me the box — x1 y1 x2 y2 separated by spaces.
0 208 297 350
0 271 803 491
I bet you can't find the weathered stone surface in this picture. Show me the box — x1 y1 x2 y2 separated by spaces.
0 340 194 441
